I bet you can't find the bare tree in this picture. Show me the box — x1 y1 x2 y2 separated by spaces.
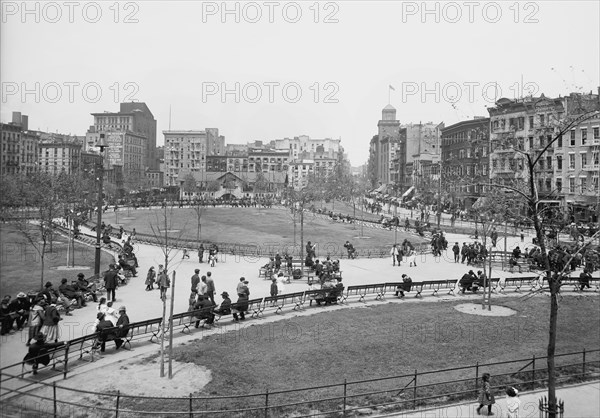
148 202 190 378
483 107 600 416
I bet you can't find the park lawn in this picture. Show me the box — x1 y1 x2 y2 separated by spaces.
123 295 600 416
0 224 114 297
105 206 426 254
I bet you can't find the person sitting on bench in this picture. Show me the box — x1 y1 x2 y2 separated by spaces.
459 270 478 293
193 295 215 327
214 292 232 316
93 312 117 352
23 332 65 375
395 274 412 297
508 256 522 273
118 255 137 277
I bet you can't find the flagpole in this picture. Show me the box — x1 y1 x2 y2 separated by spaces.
388 87 391 105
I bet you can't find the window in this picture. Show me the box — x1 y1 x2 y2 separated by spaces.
570 130 576 146
581 129 588 144
546 156 552 169
581 153 587 168
545 178 552 191
568 154 575 169
539 114 545 125
557 156 562 170
594 127 600 140
569 177 575 193
593 177 599 192
518 117 525 130
593 151 600 165
580 177 587 193
528 137 533 149
529 116 534 129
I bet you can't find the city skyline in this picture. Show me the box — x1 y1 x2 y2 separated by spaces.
2 1 599 166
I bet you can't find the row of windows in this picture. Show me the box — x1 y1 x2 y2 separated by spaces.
443 147 488 160
443 164 489 176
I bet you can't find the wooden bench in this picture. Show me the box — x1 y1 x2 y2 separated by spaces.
263 291 305 314
258 266 274 279
172 307 215 334
342 284 385 303
501 276 540 293
539 276 600 293
118 317 163 344
508 258 533 273
238 297 265 318
412 280 457 298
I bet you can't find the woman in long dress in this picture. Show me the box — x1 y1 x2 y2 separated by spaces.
39 303 61 342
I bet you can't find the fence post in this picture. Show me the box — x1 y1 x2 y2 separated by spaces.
413 369 418 410
115 390 120 418
189 393 193 418
342 379 347 417
53 381 57 418
475 362 479 393
264 388 269 418
532 355 536 391
63 344 70 379
582 349 586 378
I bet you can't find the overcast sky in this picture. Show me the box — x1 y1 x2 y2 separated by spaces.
2 0 599 166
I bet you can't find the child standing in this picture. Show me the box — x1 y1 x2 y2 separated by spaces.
505 386 520 418
476 373 495 415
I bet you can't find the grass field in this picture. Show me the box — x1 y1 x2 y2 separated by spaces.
0 224 114 297
120 295 600 416
103 206 426 255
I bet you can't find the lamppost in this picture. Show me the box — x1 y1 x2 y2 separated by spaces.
94 134 108 278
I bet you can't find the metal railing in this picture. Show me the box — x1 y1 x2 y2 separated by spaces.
1 349 598 417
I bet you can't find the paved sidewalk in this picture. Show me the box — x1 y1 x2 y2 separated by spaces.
381 381 600 418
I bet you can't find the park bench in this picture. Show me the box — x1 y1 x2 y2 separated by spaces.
304 287 344 307
258 266 274 279
413 280 457 297
383 282 409 298
236 297 265 318
538 276 600 293
500 276 540 293
342 283 385 303
263 291 305 314
508 258 534 273
173 306 216 333
119 317 163 344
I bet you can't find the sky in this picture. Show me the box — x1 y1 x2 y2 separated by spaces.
1 0 599 166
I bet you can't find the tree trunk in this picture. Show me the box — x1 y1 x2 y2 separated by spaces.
525 158 557 418
300 203 304 262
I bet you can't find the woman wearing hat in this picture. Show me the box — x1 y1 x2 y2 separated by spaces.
40 302 62 343
214 292 232 316
23 332 65 375
26 299 47 346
